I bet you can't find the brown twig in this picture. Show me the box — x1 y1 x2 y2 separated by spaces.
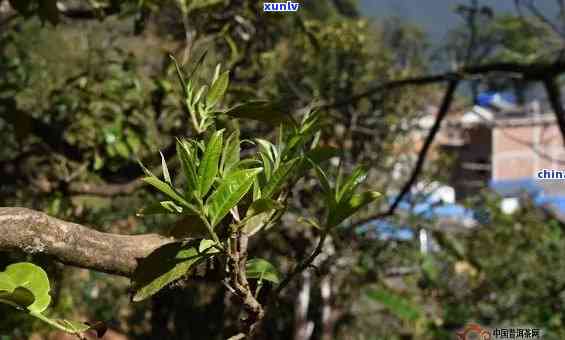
275 230 328 295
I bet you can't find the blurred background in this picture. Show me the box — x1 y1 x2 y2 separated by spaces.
1 0 565 339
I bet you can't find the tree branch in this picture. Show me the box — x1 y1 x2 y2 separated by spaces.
322 60 565 109
0 207 174 277
276 230 328 295
349 79 460 226
68 179 143 196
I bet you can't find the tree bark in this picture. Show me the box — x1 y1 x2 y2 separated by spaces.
0 207 174 277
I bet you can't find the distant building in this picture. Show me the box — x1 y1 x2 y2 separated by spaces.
440 91 565 220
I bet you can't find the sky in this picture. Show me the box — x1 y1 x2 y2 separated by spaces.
359 0 558 42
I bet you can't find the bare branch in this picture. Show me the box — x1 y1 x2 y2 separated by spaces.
322 60 565 109
276 230 328 295
0 207 174 277
348 79 460 227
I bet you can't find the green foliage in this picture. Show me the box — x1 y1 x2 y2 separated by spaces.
313 164 381 227
134 58 381 303
366 288 422 322
131 241 215 302
246 259 280 284
0 262 104 337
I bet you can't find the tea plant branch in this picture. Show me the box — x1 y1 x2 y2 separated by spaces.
275 229 329 295
0 207 174 277
226 231 264 336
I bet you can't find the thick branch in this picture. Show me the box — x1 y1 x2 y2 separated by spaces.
0 207 174 277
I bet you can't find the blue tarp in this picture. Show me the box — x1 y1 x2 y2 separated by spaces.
489 178 542 197
367 177 565 240
490 178 565 215
477 91 517 107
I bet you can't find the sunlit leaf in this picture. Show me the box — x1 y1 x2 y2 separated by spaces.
261 158 301 199
0 263 51 313
198 130 224 197
221 130 240 175
336 166 368 202
207 70 230 107
176 139 199 198
241 212 273 236
206 168 263 227
328 191 381 227
198 239 220 254
246 198 281 217
160 151 172 186
246 258 280 284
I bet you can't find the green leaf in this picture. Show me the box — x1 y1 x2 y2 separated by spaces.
206 168 263 227
297 217 322 230
132 242 207 302
224 159 263 179
221 130 240 175
198 239 220 254
0 286 35 309
160 151 172 186
0 263 51 313
114 141 130 158
198 130 224 197
224 100 294 125
336 166 368 202
261 158 301 199
328 191 381 227
136 201 184 216
366 288 421 322
206 70 230 107
142 177 195 212
138 159 155 177
298 147 341 178
170 55 188 97
312 162 332 194
241 212 273 236
246 198 282 218
246 258 280 284
176 139 199 197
